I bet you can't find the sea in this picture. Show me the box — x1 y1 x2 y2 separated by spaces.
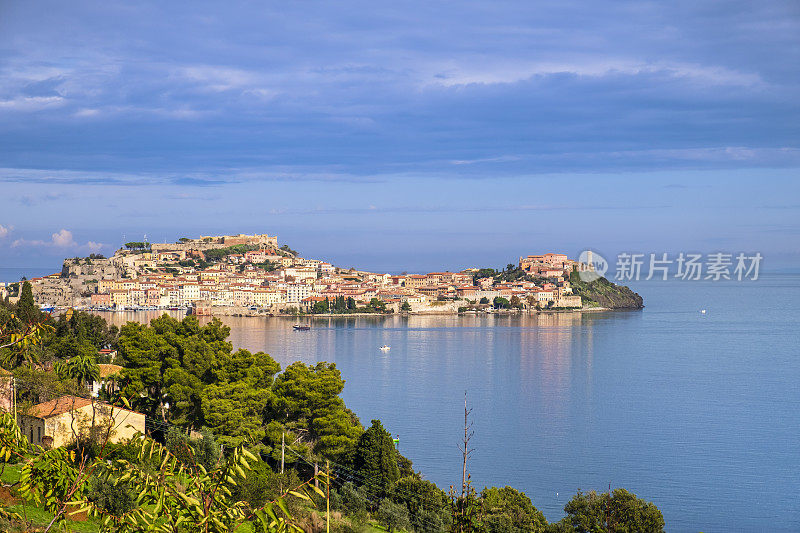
93 274 800 532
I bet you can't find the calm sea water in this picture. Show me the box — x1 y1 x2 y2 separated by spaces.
98 274 800 532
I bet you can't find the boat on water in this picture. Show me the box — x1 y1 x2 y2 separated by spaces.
293 324 311 331
379 345 391 352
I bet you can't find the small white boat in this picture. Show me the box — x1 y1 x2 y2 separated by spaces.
700 309 707 314
379 345 391 352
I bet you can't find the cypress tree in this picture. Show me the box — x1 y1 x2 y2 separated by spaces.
353 419 400 500
17 281 38 323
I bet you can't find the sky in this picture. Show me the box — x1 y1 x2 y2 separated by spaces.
0 0 798 276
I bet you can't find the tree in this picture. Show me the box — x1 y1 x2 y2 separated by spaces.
165 426 221 472
53 310 118 349
16 281 38 323
482 486 547 532
376 498 411 532
118 314 282 443
0 307 53 369
557 488 665 533
312 300 329 314
479 297 489 305
353 419 400 501
234 459 303 509
493 297 510 309
201 348 279 448
368 298 387 313
117 320 175 421
266 362 362 461
509 296 522 309
55 354 100 391
393 476 450 532
279 244 298 256
400 302 412 312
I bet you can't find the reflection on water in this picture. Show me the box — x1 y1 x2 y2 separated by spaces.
93 276 800 533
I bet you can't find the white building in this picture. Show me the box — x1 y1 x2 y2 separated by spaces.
286 283 312 303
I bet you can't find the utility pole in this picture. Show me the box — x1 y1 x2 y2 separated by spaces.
11 376 16 427
326 459 330 533
281 432 285 474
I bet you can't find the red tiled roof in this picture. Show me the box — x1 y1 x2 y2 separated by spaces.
98 364 123 379
27 396 92 418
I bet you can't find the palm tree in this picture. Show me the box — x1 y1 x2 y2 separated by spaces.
56 354 100 392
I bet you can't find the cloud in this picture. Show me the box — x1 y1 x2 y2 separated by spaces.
0 1 796 185
423 60 763 89
450 156 522 165
51 229 76 247
0 96 65 111
0 225 10 239
10 229 105 252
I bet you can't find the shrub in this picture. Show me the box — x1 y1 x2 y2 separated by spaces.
87 475 136 518
376 498 410 532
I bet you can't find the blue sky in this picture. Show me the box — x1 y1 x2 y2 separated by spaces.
0 1 798 275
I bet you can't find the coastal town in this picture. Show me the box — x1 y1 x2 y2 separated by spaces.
1 233 592 315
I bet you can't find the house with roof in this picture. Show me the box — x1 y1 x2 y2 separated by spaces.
89 364 124 397
20 395 145 449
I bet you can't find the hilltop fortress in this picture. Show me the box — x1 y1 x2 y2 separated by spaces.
150 233 278 253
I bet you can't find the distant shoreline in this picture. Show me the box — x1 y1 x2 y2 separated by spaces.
87 305 621 320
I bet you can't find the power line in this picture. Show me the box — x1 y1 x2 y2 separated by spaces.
288 449 445 533
284 446 449 533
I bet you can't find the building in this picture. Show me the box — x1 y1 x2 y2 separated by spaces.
519 253 572 272
91 293 112 307
89 364 123 397
286 283 312 303
553 295 583 308
20 395 145 449
404 275 427 289
0 368 12 413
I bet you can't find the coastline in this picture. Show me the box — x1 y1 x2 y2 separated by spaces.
86 305 621 319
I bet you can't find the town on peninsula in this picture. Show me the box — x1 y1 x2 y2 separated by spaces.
1 233 644 315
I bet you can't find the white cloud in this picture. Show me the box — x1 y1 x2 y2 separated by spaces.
0 96 65 111
177 65 262 92
74 108 100 118
0 225 9 238
51 229 76 247
450 155 521 165
10 228 105 252
422 60 763 88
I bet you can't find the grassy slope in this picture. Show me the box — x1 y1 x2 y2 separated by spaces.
569 273 644 309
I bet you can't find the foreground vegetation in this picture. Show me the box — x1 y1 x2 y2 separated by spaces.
0 283 663 531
